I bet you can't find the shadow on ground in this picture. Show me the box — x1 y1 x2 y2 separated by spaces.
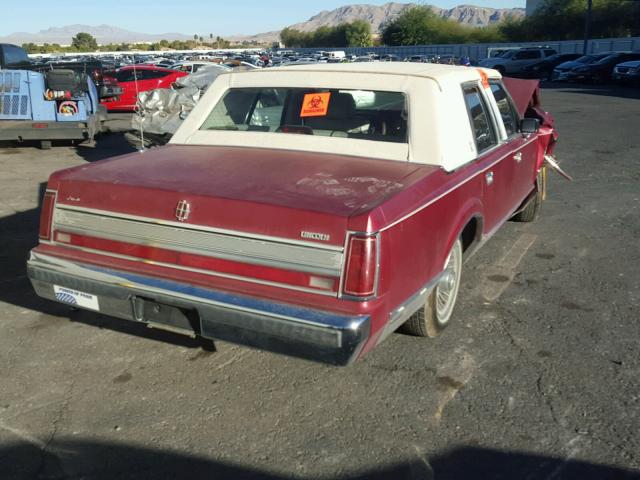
1 441 638 480
0 182 209 351
75 131 136 163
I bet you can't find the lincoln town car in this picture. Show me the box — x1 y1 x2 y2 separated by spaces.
28 63 558 365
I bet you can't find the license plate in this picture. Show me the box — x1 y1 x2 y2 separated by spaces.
53 285 100 311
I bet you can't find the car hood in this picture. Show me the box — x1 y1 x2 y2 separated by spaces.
616 60 640 68
478 58 503 68
575 62 613 72
554 60 584 71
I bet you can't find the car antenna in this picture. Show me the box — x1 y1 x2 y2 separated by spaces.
132 54 145 152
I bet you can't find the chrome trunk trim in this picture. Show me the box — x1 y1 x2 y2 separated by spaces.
55 204 343 250
44 243 338 297
53 206 344 277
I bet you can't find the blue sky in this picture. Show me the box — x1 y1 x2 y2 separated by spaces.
3 0 525 36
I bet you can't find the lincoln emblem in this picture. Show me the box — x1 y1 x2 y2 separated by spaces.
175 200 191 222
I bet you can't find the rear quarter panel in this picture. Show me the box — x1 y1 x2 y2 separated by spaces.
350 165 485 338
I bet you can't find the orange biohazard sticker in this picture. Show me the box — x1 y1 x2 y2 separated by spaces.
300 92 331 117
476 69 490 89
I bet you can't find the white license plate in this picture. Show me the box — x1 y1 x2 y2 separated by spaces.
53 285 100 311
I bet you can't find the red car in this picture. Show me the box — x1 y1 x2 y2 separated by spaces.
29 64 560 365
100 65 188 112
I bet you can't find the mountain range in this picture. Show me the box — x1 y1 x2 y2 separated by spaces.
0 24 193 46
288 3 523 33
0 3 525 46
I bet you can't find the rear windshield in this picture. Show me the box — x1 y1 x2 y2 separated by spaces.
200 87 408 143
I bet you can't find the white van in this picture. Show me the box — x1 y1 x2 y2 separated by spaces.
327 51 346 60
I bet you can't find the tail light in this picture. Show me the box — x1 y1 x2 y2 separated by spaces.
342 234 378 298
39 191 56 240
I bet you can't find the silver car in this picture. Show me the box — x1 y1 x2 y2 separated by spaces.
478 47 557 75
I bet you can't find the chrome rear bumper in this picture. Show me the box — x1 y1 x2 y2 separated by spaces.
27 251 370 365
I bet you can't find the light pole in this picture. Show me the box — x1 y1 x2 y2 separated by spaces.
583 0 593 55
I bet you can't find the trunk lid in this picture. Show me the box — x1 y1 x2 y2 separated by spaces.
53 144 430 246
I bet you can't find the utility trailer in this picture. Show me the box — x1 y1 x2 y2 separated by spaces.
0 44 106 149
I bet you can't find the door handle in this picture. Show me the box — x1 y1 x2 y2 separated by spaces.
514 152 523 163
485 171 494 186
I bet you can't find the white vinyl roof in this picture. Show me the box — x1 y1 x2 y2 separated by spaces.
247 62 501 86
171 63 503 171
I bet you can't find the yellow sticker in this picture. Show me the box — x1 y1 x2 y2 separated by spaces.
300 92 331 117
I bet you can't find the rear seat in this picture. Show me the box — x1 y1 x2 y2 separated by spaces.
285 91 407 142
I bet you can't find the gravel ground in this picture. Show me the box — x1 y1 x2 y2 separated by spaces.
0 86 639 480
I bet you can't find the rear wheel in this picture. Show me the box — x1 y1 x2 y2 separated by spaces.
401 239 463 337
513 169 545 222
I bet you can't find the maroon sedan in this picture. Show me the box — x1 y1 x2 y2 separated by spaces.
29 64 561 365
100 65 188 112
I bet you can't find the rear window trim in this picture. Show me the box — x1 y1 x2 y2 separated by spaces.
461 81 499 157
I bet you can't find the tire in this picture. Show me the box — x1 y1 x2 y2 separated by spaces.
513 169 544 222
495 65 506 75
401 239 463 337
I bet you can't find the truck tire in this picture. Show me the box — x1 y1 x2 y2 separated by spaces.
401 239 463 337
513 170 544 222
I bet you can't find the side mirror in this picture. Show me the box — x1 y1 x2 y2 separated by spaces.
521 118 540 134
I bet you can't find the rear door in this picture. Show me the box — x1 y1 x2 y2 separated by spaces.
140 69 173 89
488 80 538 207
115 69 138 107
462 84 515 233
136 69 162 90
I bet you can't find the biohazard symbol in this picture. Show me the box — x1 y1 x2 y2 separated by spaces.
309 95 323 109
300 92 331 117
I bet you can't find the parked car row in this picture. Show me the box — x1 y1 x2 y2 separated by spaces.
480 47 640 84
557 52 640 83
33 46 640 116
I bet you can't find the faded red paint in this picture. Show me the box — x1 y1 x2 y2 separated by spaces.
37 108 556 360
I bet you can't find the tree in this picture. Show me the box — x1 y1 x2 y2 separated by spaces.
381 5 510 46
506 0 640 41
381 6 443 46
281 21 373 48
345 20 373 47
71 32 98 51
281 27 308 47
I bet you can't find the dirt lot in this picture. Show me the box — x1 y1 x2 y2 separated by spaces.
1 86 639 480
